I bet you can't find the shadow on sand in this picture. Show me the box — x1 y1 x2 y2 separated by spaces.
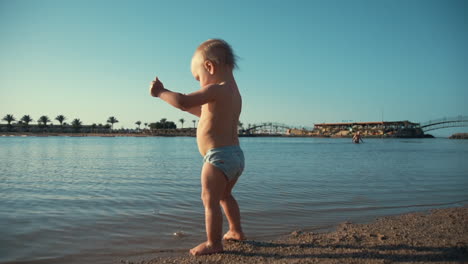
221 240 468 263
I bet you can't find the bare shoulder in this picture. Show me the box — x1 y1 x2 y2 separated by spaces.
201 83 223 95
202 83 223 90
202 83 232 99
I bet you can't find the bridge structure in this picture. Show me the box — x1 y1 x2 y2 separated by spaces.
241 116 468 136
420 116 468 132
241 122 305 135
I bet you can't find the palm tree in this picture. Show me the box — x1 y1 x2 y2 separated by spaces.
55 115 66 126
144 122 148 129
20 115 33 131
71 118 82 132
135 121 142 130
91 123 97 133
38 115 51 127
238 121 244 130
179 118 185 128
2 114 15 131
21 115 33 125
192 119 196 128
158 118 167 129
107 116 119 130
2 114 15 125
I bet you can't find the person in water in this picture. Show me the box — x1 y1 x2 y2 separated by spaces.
353 131 364 143
149 39 245 256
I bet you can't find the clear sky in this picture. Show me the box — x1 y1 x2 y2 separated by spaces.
1 0 467 136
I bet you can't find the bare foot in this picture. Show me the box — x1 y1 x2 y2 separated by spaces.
189 242 223 256
223 230 246 241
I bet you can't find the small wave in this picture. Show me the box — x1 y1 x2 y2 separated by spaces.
313 199 468 213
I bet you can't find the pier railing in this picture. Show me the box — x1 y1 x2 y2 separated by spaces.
420 116 468 132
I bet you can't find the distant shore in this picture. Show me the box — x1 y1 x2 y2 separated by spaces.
3 131 466 139
139 206 468 264
0 131 439 138
449 133 468 139
0 130 196 137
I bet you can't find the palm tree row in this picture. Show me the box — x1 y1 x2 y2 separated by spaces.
179 118 199 129
2 114 54 126
2 114 121 128
2 114 198 130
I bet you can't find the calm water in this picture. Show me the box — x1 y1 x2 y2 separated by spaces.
1 136 467 263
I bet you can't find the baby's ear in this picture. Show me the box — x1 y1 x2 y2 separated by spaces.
204 60 215 75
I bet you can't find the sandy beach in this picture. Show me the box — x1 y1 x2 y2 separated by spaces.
134 207 468 264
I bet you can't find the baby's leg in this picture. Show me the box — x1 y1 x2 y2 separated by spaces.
190 163 227 256
220 178 245 241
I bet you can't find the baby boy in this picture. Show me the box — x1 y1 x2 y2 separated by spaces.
149 39 245 256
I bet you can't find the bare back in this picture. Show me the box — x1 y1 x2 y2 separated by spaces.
197 81 241 156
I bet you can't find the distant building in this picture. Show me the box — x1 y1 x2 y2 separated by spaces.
312 121 424 138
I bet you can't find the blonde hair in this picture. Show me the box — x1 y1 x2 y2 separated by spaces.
197 39 238 69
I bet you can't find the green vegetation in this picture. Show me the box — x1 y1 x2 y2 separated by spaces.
55 115 66 126
38 115 51 127
1 113 191 135
149 118 177 129
107 116 119 129
21 115 33 125
179 118 185 128
2 114 15 125
20 115 33 131
71 119 82 132
2 114 15 131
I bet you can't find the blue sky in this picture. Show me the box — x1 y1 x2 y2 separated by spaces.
1 0 467 136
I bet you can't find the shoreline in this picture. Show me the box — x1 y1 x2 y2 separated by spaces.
0 132 441 138
131 206 467 264
0 132 191 137
449 133 468 139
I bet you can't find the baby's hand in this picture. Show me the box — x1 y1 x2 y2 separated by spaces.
149 77 165 97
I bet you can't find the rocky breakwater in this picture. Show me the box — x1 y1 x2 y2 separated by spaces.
449 133 468 139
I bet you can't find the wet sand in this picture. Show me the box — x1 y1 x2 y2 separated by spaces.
136 206 467 264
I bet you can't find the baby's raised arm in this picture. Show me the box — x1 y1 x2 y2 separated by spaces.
149 76 220 114
185 106 202 117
